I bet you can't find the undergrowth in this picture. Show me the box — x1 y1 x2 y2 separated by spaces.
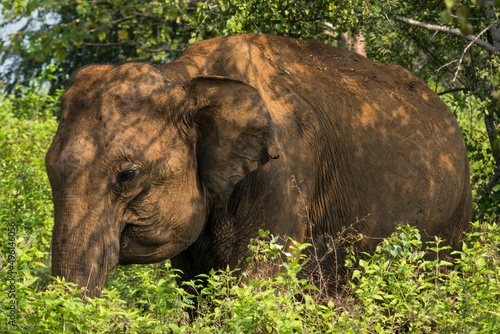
2 222 500 333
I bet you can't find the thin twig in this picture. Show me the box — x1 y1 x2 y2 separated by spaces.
383 12 396 30
88 15 136 33
82 42 127 46
86 263 94 289
291 175 329 297
390 14 500 55
437 59 459 73
437 87 469 95
81 40 183 53
453 19 500 82
323 30 337 39
434 59 459 92
324 22 335 31
131 40 184 53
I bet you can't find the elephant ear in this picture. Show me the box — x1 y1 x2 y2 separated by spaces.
184 76 280 211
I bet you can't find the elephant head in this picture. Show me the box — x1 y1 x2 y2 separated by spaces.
46 63 277 297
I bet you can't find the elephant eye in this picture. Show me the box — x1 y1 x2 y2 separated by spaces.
116 169 137 185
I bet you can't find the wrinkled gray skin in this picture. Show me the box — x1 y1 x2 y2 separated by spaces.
46 34 472 298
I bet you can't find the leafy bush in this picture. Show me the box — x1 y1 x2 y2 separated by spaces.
0 73 60 332
347 224 500 333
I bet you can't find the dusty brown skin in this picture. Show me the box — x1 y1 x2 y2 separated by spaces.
46 34 472 297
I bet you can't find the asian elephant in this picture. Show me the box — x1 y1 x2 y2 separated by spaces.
46 34 472 298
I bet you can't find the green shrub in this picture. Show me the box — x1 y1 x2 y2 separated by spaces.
448 221 500 332
1 74 60 332
345 224 500 333
8 64 64 120
183 231 337 333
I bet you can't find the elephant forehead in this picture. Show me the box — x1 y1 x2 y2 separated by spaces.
103 121 190 163
100 64 173 112
103 78 163 101
105 124 163 155
96 82 180 123
103 63 166 94
51 135 99 182
64 63 165 107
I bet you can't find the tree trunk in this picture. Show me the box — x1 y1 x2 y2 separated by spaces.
338 31 367 57
478 1 500 220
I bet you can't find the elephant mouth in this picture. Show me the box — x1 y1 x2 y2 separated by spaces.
118 224 142 264
118 224 183 265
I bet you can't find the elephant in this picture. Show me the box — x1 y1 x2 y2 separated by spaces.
46 34 472 298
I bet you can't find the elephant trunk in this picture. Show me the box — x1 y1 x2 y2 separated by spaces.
51 195 120 298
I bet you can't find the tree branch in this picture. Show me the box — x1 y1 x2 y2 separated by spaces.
81 40 184 53
89 15 136 33
323 22 340 39
81 42 127 46
486 166 500 193
131 40 184 53
390 14 500 55
437 87 470 95
453 18 500 81
485 111 500 167
478 110 500 221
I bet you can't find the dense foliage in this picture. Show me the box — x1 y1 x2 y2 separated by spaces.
0 0 198 92
1 0 500 332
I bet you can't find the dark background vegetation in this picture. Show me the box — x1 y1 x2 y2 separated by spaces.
1 0 499 332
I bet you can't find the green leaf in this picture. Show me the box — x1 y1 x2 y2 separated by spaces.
352 269 361 279
445 0 455 9
441 9 452 24
98 31 106 42
475 256 486 268
118 30 129 40
54 48 67 62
